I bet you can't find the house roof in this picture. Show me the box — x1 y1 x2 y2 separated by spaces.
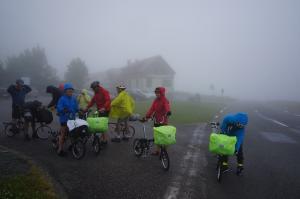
121 55 175 77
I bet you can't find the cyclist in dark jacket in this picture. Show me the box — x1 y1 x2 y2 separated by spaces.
23 100 43 139
7 79 32 120
46 85 63 109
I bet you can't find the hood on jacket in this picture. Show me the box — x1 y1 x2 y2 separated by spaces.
155 87 166 97
81 89 88 95
234 112 248 126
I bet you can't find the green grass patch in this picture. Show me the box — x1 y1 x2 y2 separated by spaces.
135 100 223 124
0 165 57 199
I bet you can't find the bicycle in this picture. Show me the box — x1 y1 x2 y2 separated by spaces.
52 113 88 160
108 120 135 140
3 106 26 138
3 118 25 137
81 110 104 155
133 119 170 171
210 122 233 183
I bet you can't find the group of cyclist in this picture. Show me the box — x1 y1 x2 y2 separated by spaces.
6 78 248 173
6 79 172 157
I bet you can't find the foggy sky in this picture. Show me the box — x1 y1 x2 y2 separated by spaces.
0 0 300 101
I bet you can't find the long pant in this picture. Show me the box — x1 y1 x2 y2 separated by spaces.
221 144 244 165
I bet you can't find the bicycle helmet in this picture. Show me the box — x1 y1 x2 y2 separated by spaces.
90 81 100 89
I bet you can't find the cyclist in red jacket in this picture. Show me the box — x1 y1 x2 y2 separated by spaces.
143 87 171 155
84 81 111 144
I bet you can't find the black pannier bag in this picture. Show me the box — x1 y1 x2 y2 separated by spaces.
37 108 53 124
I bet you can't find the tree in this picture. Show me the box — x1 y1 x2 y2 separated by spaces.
5 46 59 90
64 58 89 89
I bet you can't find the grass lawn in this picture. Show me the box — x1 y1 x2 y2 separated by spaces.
135 100 223 124
0 165 57 199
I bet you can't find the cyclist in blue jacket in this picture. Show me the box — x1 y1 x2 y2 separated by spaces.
56 83 79 156
220 112 248 174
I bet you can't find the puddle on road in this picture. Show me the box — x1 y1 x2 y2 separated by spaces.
260 132 297 144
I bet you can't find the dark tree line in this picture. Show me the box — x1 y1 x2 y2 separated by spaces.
0 46 89 90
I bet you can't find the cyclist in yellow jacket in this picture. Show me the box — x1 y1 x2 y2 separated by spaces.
77 89 91 110
110 85 135 142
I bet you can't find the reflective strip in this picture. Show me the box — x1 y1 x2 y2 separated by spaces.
222 162 228 166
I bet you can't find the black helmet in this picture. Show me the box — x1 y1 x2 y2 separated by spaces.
90 81 100 89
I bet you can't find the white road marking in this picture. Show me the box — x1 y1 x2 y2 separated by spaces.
164 125 207 199
255 111 289 128
261 132 297 144
295 114 300 117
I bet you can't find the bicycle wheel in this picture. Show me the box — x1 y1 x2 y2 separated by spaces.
92 135 101 155
216 157 222 183
72 139 86 160
36 125 52 140
160 148 170 171
4 123 17 137
123 125 135 138
133 139 143 157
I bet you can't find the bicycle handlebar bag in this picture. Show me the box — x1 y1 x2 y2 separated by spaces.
37 108 53 124
153 125 176 146
87 117 109 133
209 133 237 155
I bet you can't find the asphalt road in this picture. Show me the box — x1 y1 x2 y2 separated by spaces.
0 97 300 199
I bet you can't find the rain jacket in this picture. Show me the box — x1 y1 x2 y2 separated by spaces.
87 86 111 111
7 85 32 107
46 86 63 108
110 90 135 119
77 89 91 110
146 87 171 124
57 94 79 124
221 112 248 151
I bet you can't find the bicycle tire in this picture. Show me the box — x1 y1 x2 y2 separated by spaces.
72 139 86 160
133 139 143 157
160 148 170 171
36 125 52 140
122 125 135 138
92 135 101 155
4 123 16 137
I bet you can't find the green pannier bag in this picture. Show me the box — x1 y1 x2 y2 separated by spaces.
209 133 237 156
153 125 176 146
86 117 109 134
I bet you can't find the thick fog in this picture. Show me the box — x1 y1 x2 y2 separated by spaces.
0 0 299 101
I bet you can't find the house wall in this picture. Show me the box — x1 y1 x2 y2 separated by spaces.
128 75 174 92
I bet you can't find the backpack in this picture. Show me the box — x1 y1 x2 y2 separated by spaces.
37 108 53 124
